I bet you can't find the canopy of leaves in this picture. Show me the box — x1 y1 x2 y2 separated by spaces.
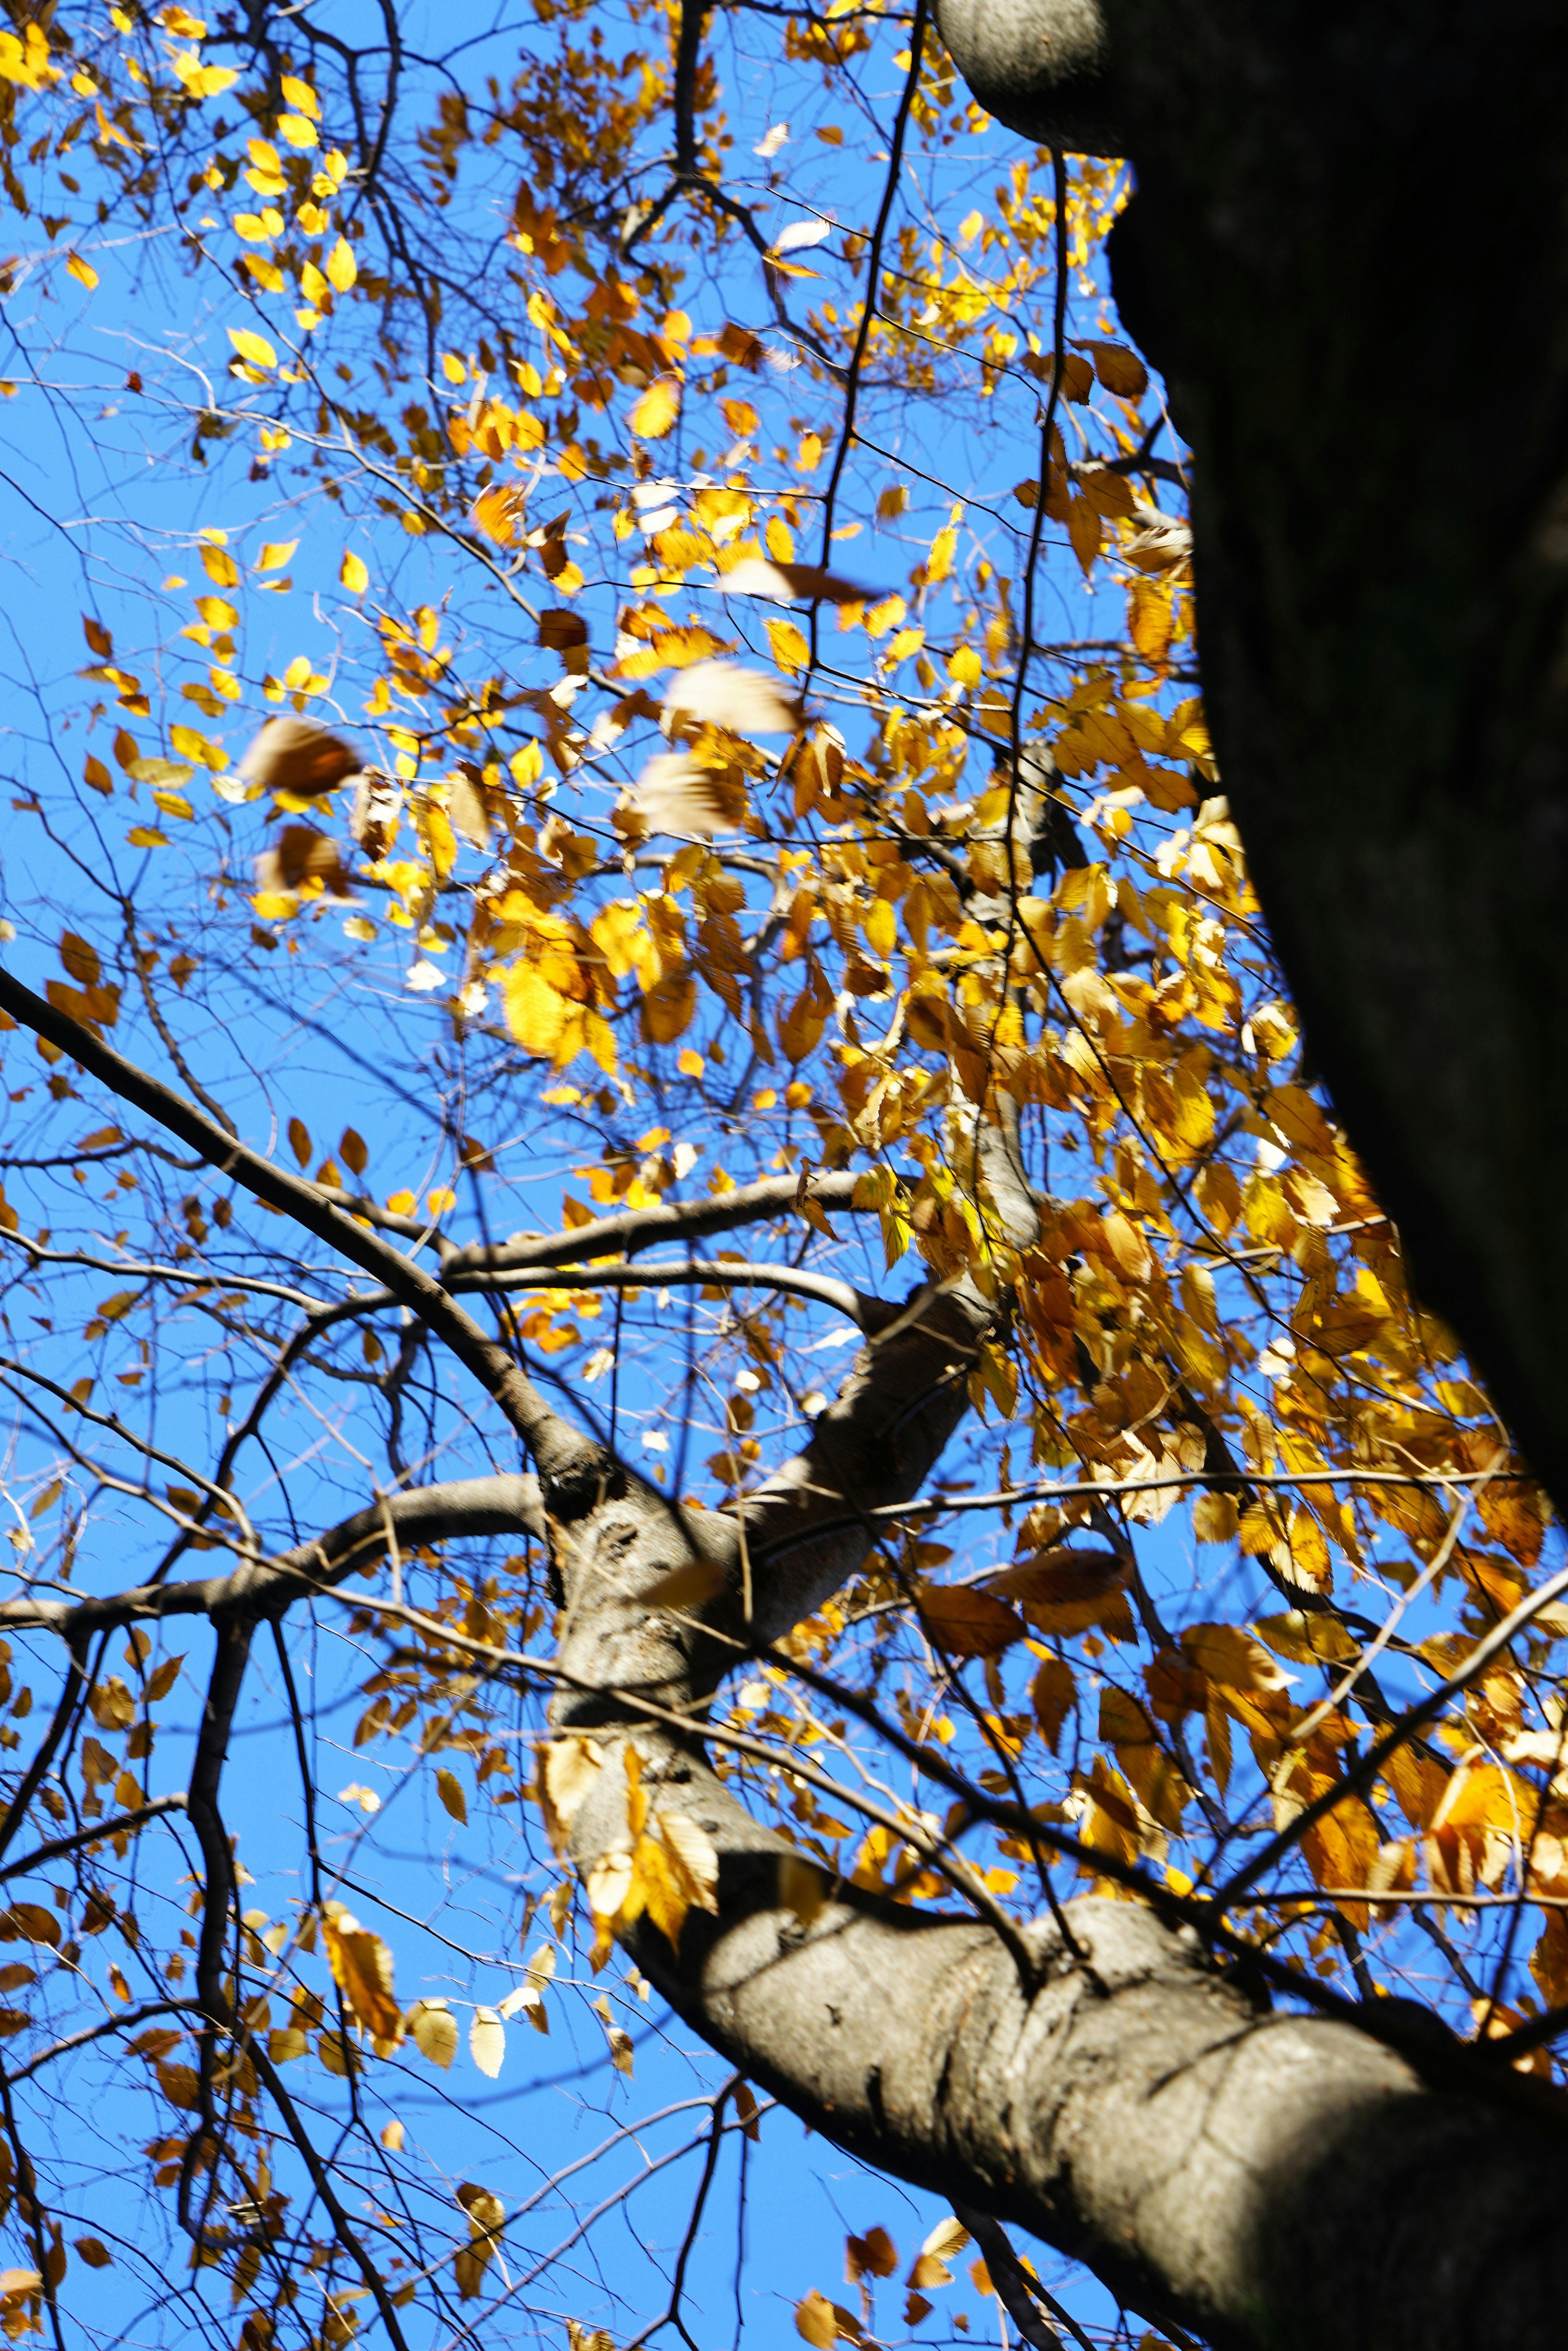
0 4 1555 2351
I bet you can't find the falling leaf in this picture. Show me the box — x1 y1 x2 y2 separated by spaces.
630 751 747 837
629 377 681 439
773 216 833 254
73 2240 111 2269
846 2227 897 2282
238 716 359 798
722 556 870 605
436 1768 468 1826
469 2006 505 2078
340 549 369 595
380 2118 404 2152
662 661 801 737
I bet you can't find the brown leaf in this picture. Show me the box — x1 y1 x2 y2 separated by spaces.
915 1582 1025 1659
986 1547 1128 1635
349 769 400 860
254 825 354 898
846 2227 897 2282
238 716 360 798
662 660 802 738
1082 339 1149 398
539 608 589 651
722 556 871 606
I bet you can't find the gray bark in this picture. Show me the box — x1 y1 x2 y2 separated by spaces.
935 0 1568 1512
535 1105 1568 2349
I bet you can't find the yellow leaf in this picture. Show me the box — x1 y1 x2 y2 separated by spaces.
66 252 98 290
1180 1622 1294 1692
200 542 240 588
340 549 368 595
765 617 810 674
778 1852 825 1925
322 1906 402 2044
469 2006 505 2078
227 326 276 370
255 539 296 571
407 1998 457 2068
642 1557 728 1610
280 74 320 120
629 377 681 439
436 1767 468 1826
324 236 356 294
796 2293 838 2349
380 2118 404 2152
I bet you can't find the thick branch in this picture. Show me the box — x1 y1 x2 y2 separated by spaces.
0 1475 544 1638
438 1170 865 1280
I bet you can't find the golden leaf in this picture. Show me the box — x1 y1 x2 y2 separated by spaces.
629 377 681 439
227 327 276 370
324 236 357 293
436 1768 468 1826
543 1736 603 1831
407 1999 457 2068
1180 1622 1293 1693
642 1557 728 1609
323 1908 402 2045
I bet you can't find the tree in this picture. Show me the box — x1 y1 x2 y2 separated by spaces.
0 7 1561 2351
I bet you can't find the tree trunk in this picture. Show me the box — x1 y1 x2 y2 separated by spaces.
536 1106 1568 2350
935 0 1568 1508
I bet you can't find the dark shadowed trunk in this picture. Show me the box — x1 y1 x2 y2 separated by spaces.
937 0 1568 1509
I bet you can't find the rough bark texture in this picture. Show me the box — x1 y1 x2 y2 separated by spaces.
534 1105 1568 2349
553 1422 1568 2351
936 0 1568 1509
